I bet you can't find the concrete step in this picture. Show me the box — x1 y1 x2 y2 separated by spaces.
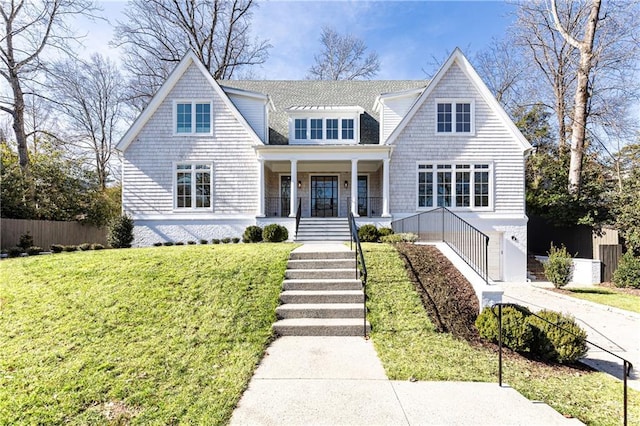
289 251 355 260
283 278 362 291
276 303 365 319
273 318 371 336
287 259 356 269
285 268 357 280
280 290 364 304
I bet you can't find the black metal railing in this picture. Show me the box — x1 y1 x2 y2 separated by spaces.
346 197 383 217
295 198 302 238
495 303 633 426
391 207 489 284
348 212 368 338
265 197 290 217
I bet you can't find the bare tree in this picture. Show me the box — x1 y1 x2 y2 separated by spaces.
307 27 380 80
112 0 270 111
0 0 97 171
48 54 126 189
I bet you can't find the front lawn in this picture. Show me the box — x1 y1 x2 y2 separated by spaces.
552 286 640 314
0 244 294 424
365 243 640 426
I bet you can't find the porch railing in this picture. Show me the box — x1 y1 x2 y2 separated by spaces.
348 212 368 338
265 197 290 217
391 207 489 284
346 197 383 218
295 198 302 238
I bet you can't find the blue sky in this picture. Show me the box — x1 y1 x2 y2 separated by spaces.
79 0 517 80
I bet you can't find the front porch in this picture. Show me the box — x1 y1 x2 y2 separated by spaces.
255 145 392 219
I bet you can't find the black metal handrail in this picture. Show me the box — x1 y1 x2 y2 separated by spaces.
495 303 633 426
348 212 368 338
346 197 383 217
391 207 489 284
294 198 301 238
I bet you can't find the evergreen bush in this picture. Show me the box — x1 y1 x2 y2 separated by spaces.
358 224 379 242
78 243 92 251
18 232 34 250
26 246 43 256
187 240 196 245
544 243 573 288
476 305 534 353
263 224 288 242
91 243 105 250
243 225 263 243
199 239 209 245
153 242 163 247
527 310 588 363
108 215 134 249
163 242 174 246
221 237 231 244
63 245 77 252
50 244 64 253
232 237 240 243
8 247 24 258
211 239 220 244
613 251 640 289
175 242 185 246
378 227 394 238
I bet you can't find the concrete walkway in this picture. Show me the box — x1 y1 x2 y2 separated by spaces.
230 336 581 425
502 282 640 391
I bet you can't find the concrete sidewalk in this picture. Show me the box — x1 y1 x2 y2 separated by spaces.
502 282 640 391
230 337 582 425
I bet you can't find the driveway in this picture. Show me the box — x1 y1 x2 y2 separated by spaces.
501 282 640 391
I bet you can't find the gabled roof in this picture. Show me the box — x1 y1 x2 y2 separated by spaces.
220 80 427 145
116 51 264 152
385 48 533 153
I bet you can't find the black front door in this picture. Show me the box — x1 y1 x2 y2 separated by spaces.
311 176 338 217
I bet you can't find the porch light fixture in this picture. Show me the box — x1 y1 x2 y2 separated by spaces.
297 180 302 189
344 180 348 189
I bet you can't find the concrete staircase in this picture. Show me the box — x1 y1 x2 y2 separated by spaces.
273 248 371 336
295 217 351 241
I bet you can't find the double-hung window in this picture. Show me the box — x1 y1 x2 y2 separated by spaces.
417 163 490 209
175 101 212 134
326 119 339 139
436 100 473 134
175 163 212 209
341 119 354 140
295 119 307 139
310 119 323 139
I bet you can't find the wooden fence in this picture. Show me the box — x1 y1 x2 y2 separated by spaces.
1 218 108 250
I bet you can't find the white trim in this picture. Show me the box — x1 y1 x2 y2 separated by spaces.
385 48 533 154
254 144 392 162
434 98 475 135
132 214 256 221
117 51 264 152
172 161 214 211
172 99 213 136
415 161 494 212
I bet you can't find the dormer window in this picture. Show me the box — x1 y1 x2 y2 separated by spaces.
436 99 474 134
174 100 212 135
287 106 363 144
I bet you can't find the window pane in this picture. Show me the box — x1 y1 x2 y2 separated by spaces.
326 119 338 139
177 172 192 208
195 103 211 133
177 103 192 133
456 171 470 207
474 171 489 207
437 171 451 207
295 119 307 139
195 171 211 208
437 103 452 132
456 103 471 132
310 119 323 139
342 119 354 139
418 171 433 208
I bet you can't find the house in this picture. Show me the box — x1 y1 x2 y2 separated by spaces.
116 48 533 282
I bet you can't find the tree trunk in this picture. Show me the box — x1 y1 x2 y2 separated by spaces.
10 75 30 171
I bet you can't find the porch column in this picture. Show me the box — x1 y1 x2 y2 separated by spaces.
351 159 359 217
257 159 265 217
289 159 297 217
382 158 391 217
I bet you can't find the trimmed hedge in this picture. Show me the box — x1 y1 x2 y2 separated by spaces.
476 305 534 353
243 225 263 243
263 224 288 242
358 224 379 242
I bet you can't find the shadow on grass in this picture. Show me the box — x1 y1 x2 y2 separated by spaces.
567 287 615 295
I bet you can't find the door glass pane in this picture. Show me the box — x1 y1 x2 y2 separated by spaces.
357 176 367 216
311 176 338 217
281 176 291 216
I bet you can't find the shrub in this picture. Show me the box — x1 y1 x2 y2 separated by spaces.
26 246 43 256
8 247 24 258
381 233 418 244
78 243 92 251
108 215 134 249
63 245 77 252
175 242 185 246
163 242 174 246
211 239 220 244
153 242 163 247
18 232 34 250
232 237 240 244
243 225 263 243
263 224 288 242
613 251 640 289
187 240 196 245
50 244 64 253
544 243 573 288
527 310 588 363
91 243 105 250
358 224 379 242
199 239 209 245
476 305 534 353
378 227 394 238
221 237 231 244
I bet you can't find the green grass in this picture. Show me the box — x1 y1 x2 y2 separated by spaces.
557 287 640 314
365 243 640 426
0 244 295 425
